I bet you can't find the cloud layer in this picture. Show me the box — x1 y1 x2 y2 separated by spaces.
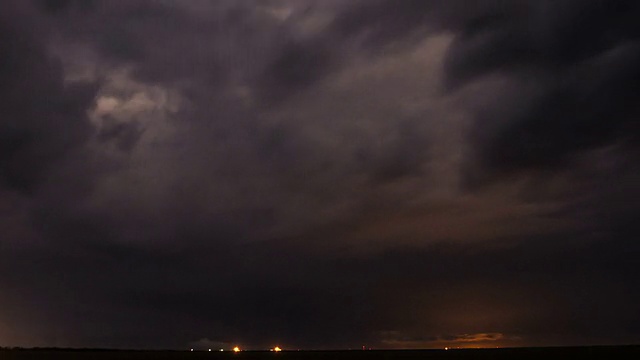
1 0 638 349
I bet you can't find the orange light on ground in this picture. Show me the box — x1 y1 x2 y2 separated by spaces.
233 346 241 352
274 346 282 352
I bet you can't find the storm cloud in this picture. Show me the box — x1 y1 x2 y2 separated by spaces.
0 0 638 350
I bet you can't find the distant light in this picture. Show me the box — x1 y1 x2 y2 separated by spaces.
190 349 193 352
274 346 282 352
220 349 224 352
209 349 212 352
444 347 449 350
233 346 241 352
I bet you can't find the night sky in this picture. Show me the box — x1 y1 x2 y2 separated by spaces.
1 0 639 350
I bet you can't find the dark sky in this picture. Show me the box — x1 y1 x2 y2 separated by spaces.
1 0 639 350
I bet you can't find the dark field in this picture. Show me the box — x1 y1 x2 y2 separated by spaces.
2 347 639 360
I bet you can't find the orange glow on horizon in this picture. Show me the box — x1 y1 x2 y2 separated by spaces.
233 346 241 352
274 346 282 352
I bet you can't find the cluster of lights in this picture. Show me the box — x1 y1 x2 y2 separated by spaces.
190 345 284 352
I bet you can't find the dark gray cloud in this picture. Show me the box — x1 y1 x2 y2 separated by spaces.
443 1 640 183
0 0 639 350
96 116 144 152
0 2 97 193
257 37 336 105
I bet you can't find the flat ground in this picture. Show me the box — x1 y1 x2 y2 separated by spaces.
1 346 639 360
